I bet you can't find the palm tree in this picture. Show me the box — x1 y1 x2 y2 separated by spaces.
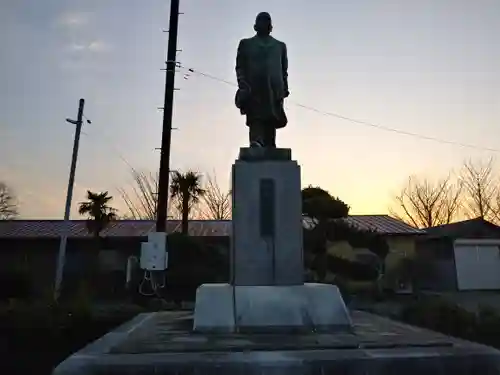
170 171 205 235
78 191 117 237
78 190 117 293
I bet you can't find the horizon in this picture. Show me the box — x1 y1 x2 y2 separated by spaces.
1 0 499 220
0 213 404 222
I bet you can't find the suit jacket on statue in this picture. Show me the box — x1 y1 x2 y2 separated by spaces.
235 35 289 129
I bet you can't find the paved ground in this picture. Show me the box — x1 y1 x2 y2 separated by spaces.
110 310 454 354
53 310 500 374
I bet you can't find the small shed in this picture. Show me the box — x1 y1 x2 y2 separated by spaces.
417 218 500 291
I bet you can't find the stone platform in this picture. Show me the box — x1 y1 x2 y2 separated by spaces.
193 283 352 333
53 310 500 374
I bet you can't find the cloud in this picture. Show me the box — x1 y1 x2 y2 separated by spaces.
56 11 90 28
67 40 110 53
57 12 111 56
69 43 86 52
88 40 109 52
59 59 89 71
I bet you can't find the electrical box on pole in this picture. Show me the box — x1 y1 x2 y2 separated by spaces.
140 232 168 271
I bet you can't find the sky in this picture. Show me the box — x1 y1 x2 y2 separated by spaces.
1 0 499 219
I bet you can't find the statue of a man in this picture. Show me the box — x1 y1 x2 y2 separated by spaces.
235 12 289 148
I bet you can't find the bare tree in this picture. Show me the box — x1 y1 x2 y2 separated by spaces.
200 173 231 220
459 158 499 222
389 175 462 228
118 169 181 220
0 182 18 219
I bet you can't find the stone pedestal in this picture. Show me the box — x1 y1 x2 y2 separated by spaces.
193 148 351 333
193 283 352 333
231 148 303 286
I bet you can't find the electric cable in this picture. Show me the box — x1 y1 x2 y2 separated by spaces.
180 65 500 154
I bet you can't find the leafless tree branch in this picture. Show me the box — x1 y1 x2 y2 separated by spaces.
0 181 18 219
118 169 181 220
389 174 462 228
199 172 231 220
459 158 498 222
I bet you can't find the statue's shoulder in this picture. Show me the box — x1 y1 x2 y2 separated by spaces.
270 36 286 49
240 36 286 49
238 37 253 47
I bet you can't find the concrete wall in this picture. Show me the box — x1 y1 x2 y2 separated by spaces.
0 236 230 299
0 237 144 298
417 259 457 291
415 237 457 291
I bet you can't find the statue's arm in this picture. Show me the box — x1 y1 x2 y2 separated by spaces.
235 39 247 89
282 42 289 97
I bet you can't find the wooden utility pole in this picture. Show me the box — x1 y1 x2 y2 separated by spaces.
156 0 180 232
54 98 86 301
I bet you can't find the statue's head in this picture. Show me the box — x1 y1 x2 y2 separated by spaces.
254 12 272 35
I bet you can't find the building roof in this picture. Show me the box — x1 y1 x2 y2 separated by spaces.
0 215 422 239
0 220 231 239
342 215 423 235
424 218 500 239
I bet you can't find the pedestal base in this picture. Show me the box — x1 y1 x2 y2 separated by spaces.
193 283 352 333
53 310 500 375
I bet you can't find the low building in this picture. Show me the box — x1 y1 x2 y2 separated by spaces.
0 215 423 296
416 218 500 291
0 220 229 298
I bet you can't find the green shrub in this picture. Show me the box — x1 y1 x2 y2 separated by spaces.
401 298 500 349
153 233 228 302
0 269 34 300
67 281 93 318
0 298 135 374
475 306 500 348
400 297 477 340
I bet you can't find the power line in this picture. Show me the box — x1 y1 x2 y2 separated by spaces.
290 102 500 153
81 131 135 170
181 66 500 154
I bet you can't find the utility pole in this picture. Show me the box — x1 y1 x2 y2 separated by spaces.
54 98 85 301
156 0 180 232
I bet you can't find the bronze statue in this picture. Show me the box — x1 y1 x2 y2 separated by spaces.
235 12 289 148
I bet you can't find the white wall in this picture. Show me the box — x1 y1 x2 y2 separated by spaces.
454 239 500 291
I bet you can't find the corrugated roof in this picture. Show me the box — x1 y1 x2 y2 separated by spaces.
424 218 500 239
0 215 422 239
342 215 423 235
0 220 231 239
